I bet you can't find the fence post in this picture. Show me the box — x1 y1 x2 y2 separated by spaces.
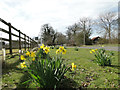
28 37 29 50
24 34 26 51
30 39 31 49
19 30 21 50
30 39 33 49
8 23 12 54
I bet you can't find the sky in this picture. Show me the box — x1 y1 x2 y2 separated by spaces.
0 0 119 40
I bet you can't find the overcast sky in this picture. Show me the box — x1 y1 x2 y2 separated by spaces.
0 0 119 40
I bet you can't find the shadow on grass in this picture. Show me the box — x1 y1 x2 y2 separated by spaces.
59 77 78 88
2 56 22 75
109 65 120 69
17 72 31 88
16 74 78 88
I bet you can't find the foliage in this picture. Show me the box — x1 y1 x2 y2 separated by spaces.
26 57 69 88
90 48 114 66
74 47 79 51
50 46 54 49
55 46 59 49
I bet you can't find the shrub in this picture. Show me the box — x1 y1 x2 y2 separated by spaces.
90 48 114 66
64 46 67 49
55 46 59 49
50 46 54 49
74 47 79 51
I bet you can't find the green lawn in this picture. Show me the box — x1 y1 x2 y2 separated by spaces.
50 48 119 88
2 48 119 89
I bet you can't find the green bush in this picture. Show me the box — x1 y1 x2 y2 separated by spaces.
55 46 59 49
90 48 114 66
50 46 54 49
74 47 79 51
64 46 67 49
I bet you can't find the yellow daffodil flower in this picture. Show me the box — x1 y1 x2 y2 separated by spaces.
90 51 92 53
62 49 66 54
20 62 26 68
32 57 35 61
95 49 98 51
72 63 76 71
92 49 95 53
59 46 64 52
43 46 50 54
20 55 26 60
40 44 45 49
90 49 96 54
31 51 35 57
56 49 60 54
26 51 30 56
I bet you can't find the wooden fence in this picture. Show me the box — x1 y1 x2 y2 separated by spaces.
0 18 38 55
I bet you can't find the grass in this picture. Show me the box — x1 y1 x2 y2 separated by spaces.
50 48 119 88
2 48 119 89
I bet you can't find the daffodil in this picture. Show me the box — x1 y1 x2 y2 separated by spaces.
92 49 95 53
31 51 35 57
62 49 66 54
20 62 26 68
43 46 50 54
90 51 92 53
59 46 64 52
32 57 35 61
56 49 60 54
40 44 45 49
20 55 26 60
26 51 30 56
71 63 76 71
95 49 98 51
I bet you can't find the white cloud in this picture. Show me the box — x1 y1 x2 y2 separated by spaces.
0 0 119 39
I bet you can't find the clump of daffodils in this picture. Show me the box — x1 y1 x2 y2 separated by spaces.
40 44 50 54
20 50 36 68
56 46 66 54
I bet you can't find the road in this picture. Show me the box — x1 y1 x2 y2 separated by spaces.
68 46 119 51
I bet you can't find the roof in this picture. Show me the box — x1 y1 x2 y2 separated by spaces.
91 36 100 41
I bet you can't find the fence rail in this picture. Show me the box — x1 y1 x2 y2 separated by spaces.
0 18 38 54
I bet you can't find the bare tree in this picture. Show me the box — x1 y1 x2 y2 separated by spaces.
97 12 117 43
78 17 92 45
67 23 80 35
66 23 80 45
56 32 66 45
